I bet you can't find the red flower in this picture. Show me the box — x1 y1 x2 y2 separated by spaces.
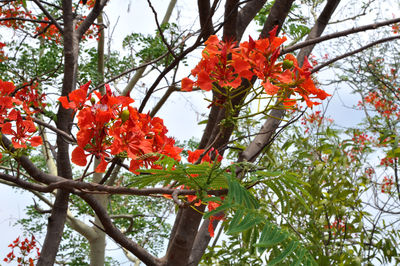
58 81 91 110
188 148 223 164
2 112 42 148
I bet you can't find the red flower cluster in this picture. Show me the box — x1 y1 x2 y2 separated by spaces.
364 167 375 178
0 1 35 30
351 132 373 152
187 148 223 164
380 156 395 167
301 110 333 133
182 27 330 108
79 0 96 9
35 17 62 44
381 176 394 193
392 23 400 34
207 201 224 237
3 235 40 266
361 91 400 119
0 1 99 44
325 219 347 235
59 82 182 173
0 42 6 62
0 80 44 156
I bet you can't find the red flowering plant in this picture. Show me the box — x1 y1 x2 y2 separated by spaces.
59 81 183 174
0 80 45 159
0 1 100 45
182 27 330 110
3 235 40 266
176 28 333 238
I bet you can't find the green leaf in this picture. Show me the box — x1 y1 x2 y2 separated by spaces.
203 202 233 219
267 240 298 265
256 171 281 177
226 213 263 234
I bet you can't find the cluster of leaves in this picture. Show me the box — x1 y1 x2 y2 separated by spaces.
122 22 182 67
202 167 317 265
254 1 311 41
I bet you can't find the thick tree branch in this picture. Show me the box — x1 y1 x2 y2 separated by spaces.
197 0 215 40
259 0 295 38
223 0 239 40
236 0 268 41
76 0 108 39
37 0 77 263
77 192 161 266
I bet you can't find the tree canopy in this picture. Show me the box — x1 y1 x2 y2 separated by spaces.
0 0 400 265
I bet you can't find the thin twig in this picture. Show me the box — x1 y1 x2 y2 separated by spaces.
312 35 400 73
146 0 177 59
283 17 400 54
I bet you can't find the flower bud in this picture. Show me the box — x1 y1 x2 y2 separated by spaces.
282 59 294 70
121 109 130 122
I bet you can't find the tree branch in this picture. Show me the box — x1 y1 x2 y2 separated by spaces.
312 35 400 73
77 192 161 266
236 0 267 41
223 0 239 40
32 0 63 34
283 17 400 55
76 0 108 39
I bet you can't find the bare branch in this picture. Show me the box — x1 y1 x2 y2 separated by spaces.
33 118 75 143
146 0 177 59
283 17 400 55
312 35 400 73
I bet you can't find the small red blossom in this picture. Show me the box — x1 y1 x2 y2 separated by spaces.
187 148 223 164
2 112 42 148
381 176 394 193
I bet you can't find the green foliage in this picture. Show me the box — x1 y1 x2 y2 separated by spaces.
122 22 182 67
204 171 317 265
79 47 135 85
254 2 310 41
133 158 229 192
0 40 63 85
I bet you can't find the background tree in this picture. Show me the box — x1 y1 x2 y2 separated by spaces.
0 0 400 265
